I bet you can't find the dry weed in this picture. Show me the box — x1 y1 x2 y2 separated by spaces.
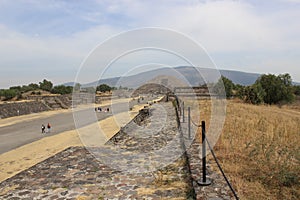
196 100 300 199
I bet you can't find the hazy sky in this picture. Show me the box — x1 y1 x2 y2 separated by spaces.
0 0 299 88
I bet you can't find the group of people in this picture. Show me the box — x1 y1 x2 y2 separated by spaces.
95 107 110 112
41 123 51 134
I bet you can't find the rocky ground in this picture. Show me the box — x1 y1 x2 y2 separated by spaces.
0 101 234 200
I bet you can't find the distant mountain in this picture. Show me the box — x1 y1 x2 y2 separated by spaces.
219 69 261 85
61 82 78 87
73 66 260 88
293 82 300 86
63 66 299 88
86 77 120 88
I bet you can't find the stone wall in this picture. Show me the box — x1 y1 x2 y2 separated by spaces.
0 101 50 119
0 95 73 119
28 95 72 109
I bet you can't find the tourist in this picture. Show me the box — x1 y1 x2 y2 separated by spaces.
41 124 45 134
47 123 51 133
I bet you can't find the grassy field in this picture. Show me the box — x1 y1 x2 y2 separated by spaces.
196 99 300 200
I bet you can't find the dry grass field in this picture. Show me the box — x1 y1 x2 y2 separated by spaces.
196 99 300 200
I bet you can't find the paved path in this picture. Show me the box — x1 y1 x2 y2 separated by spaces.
0 102 195 199
0 97 156 155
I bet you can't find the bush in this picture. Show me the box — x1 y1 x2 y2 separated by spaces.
52 85 73 95
244 84 266 105
256 74 295 104
39 79 53 92
0 89 19 100
96 84 112 93
213 76 234 98
293 85 300 96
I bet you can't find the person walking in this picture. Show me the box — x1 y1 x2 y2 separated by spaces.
41 124 45 134
47 123 51 133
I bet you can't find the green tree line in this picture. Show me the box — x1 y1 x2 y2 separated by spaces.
215 73 298 105
0 80 117 100
0 79 73 100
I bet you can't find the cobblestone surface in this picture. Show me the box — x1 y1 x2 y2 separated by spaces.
0 101 234 199
0 146 194 200
0 102 195 200
185 141 233 200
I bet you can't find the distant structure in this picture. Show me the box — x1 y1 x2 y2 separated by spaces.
131 83 172 97
174 86 217 99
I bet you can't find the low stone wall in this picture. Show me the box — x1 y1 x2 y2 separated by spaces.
0 95 75 119
0 101 50 119
28 95 72 109
107 106 150 144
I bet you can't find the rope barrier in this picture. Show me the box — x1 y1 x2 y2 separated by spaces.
205 136 239 200
188 114 239 199
190 118 202 127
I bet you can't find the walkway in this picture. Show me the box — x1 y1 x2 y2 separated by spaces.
0 97 156 154
0 102 195 199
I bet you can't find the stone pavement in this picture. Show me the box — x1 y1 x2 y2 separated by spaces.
185 140 233 200
0 102 195 199
0 147 194 200
0 100 235 199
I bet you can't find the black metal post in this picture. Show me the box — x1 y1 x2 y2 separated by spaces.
198 121 211 186
188 107 191 140
178 99 181 116
182 102 185 123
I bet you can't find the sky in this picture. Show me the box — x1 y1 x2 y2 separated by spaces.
0 0 299 88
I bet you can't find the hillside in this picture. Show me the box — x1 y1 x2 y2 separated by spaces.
78 66 262 88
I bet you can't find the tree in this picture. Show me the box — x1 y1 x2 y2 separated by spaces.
9 86 21 91
39 79 53 92
21 85 34 93
256 74 294 104
235 84 246 99
293 85 300 96
279 74 295 103
52 85 73 95
28 83 39 90
96 84 112 93
213 76 235 98
244 83 266 105
0 89 18 100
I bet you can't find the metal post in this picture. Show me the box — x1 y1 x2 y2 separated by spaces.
178 99 181 116
182 102 185 123
188 107 191 140
198 121 211 186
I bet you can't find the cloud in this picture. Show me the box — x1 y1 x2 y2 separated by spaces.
279 0 300 3
0 23 123 87
0 0 300 87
